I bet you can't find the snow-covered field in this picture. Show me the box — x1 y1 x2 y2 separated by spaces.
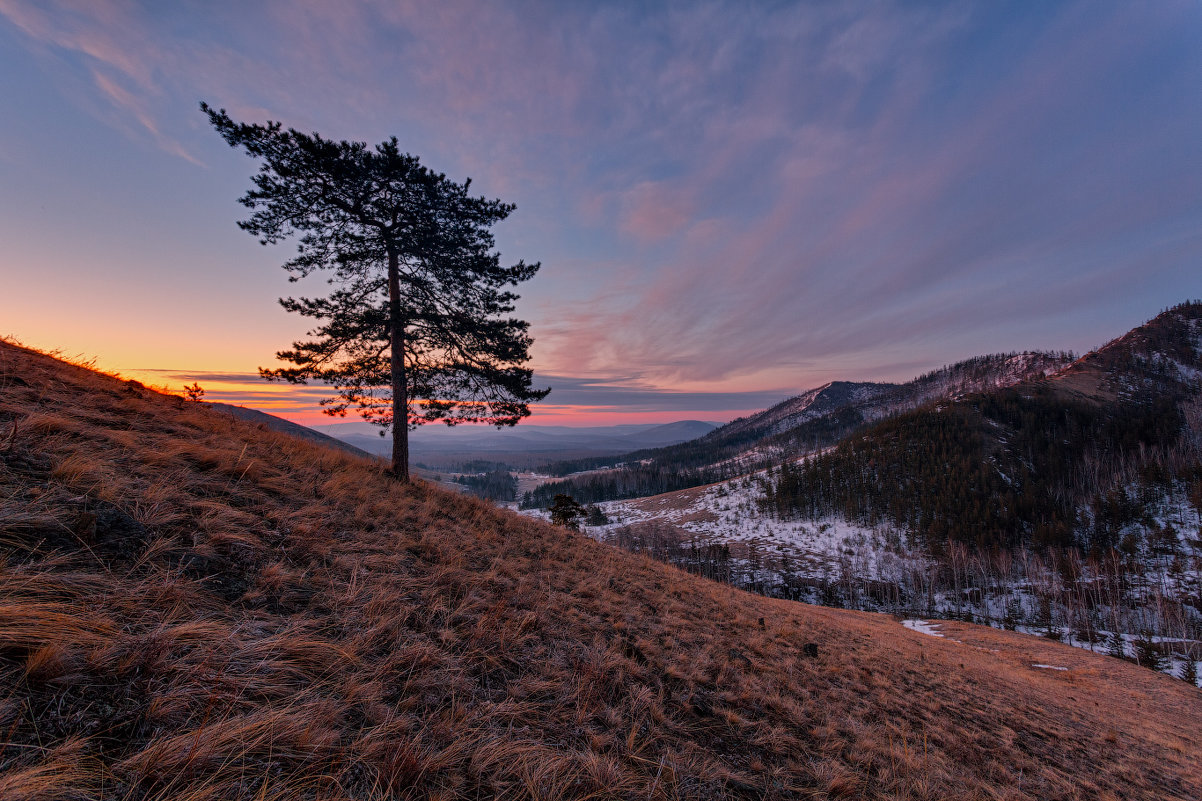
586 473 918 581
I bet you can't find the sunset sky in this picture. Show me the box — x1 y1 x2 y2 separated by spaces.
2 1 1200 427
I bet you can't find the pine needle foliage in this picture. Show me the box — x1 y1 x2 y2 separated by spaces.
202 104 548 480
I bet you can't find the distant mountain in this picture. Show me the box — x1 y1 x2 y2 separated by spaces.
721 351 1071 447
314 419 719 469
626 419 718 447
764 301 1202 552
524 351 1073 507
576 308 1202 667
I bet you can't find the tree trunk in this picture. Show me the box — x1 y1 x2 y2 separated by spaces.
387 249 409 481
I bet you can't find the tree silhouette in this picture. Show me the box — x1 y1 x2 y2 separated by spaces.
204 104 548 480
548 494 585 530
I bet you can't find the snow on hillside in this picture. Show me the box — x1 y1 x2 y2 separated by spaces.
598 478 895 577
902 617 1201 686
521 467 1202 685
520 469 928 596
737 381 893 438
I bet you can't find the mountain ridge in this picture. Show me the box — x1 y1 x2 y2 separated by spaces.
708 350 1073 450
524 350 1074 507
764 301 1202 552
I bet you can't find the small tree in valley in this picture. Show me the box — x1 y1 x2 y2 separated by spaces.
1133 633 1168 672
549 494 585 530
203 104 548 480
585 504 609 526
1181 655 1199 686
1107 630 1128 660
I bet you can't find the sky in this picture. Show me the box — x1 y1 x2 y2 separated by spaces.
2 1 1200 427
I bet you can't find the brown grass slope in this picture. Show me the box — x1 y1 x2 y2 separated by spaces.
0 341 1199 801
204 401 374 460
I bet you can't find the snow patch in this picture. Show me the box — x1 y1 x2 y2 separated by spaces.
902 619 945 638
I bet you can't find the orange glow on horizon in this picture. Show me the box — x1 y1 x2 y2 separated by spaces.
1 335 751 429
110 369 747 428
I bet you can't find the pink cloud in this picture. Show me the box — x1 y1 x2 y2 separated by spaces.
0 0 203 161
3 0 1198 406
618 181 695 242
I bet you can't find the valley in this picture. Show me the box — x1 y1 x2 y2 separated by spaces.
510 304 1202 685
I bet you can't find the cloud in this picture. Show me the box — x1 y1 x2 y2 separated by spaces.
532 375 790 413
0 0 205 162
131 368 793 416
618 181 696 242
528 1 1202 384
4 0 1200 406
126 365 793 423
0 0 153 86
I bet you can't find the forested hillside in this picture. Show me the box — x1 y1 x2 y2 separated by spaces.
763 302 1202 554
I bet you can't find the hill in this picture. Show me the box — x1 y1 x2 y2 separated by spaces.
1 340 1200 799
525 351 1071 508
764 302 1202 553
725 351 1071 442
205 401 374 459
537 306 1201 661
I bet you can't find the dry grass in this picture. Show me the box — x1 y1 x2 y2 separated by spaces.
1 339 1200 800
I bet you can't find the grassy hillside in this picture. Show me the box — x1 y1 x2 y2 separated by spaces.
1 340 1200 800
204 401 374 460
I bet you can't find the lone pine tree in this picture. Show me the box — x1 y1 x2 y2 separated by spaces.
548 494 586 530
204 104 548 480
